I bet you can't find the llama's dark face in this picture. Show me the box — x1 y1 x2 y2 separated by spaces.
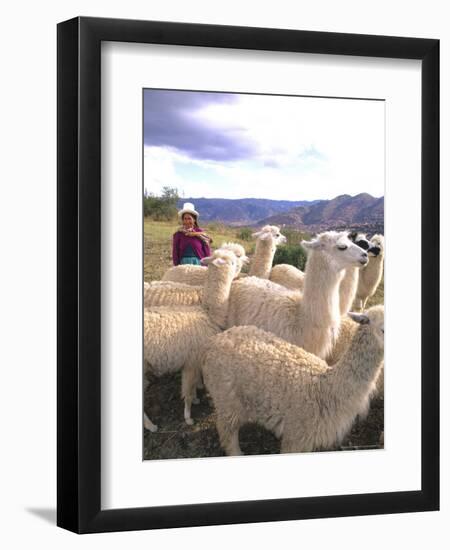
369 235 384 257
348 232 371 251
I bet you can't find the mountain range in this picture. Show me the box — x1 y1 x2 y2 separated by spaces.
177 197 319 226
178 193 384 234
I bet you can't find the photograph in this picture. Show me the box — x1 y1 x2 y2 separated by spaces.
142 88 385 460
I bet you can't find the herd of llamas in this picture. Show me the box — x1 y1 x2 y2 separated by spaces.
143 225 385 456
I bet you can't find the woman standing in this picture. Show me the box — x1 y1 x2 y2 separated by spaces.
172 203 213 266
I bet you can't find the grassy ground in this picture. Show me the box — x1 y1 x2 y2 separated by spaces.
144 219 254 282
143 219 384 460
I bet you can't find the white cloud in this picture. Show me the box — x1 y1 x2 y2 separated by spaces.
144 94 384 201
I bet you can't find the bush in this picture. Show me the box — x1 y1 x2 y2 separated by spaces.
144 186 179 220
235 227 253 241
273 244 307 271
280 227 310 246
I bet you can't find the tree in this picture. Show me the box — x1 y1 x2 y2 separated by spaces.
143 187 179 220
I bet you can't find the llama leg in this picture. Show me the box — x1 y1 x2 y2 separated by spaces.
280 427 312 454
196 371 204 391
181 364 198 425
215 415 242 456
192 392 200 406
192 369 203 403
144 413 158 432
143 374 157 431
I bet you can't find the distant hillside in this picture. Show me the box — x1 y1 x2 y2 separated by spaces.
177 197 319 226
259 193 384 234
177 194 384 234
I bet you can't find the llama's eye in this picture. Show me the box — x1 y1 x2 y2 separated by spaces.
337 244 348 250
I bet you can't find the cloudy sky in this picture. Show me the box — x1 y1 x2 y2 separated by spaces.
143 89 384 201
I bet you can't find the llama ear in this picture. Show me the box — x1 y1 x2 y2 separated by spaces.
348 312 370 325
348 231 358 241
259 232 272 241
212 257 227 267
200 256 213 265
301 239 321 250
252 230 262 238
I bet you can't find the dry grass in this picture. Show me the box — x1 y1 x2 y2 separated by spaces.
144 219 252 282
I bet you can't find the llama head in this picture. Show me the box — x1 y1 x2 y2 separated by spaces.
201 248 239 273
368 234 385 257
348 231 371 251
302 231 369 270
349 231 383 258
252 225 287 246
348 304 384 349
220 242 249 276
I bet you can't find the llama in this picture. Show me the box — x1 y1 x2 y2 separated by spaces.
144 280 203 308
269 263 305 290
269 231 373 298
143 248 238 431
144 243 248 308
161 242 247 286
226 231 369 359
202 305 384 455
327 315 384 400
338 232 376 315
248 225 287 279
355 234 384 311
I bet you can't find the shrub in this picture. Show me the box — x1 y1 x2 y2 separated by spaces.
273 244 307 271
280 227 310 246
235 227 253 241
144 186 179 220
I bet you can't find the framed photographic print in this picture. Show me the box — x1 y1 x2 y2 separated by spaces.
57 17 439 533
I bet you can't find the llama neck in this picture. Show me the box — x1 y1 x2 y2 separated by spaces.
202 266 235 328
339 267 359 315
301 251 343 327
362 254 384 286
327 327 384 405
295 252 344 359
249 239 275 279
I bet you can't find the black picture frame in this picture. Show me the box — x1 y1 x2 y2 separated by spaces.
57 16 439 534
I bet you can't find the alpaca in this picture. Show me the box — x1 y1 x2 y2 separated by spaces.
144 243 248 308
143 248 238 431
226 231 369 360
269 263 305 290
269 231 373 298
338 232 375 315
355 234 384 311
248 225 287 279
144 280 203 308
161 242 247 286
327 315 384 400
202 305 384 455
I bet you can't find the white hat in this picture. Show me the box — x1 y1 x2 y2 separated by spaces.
178 202 199 220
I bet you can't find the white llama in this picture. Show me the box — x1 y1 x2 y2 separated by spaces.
202 305 384 455
226 231 369 359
